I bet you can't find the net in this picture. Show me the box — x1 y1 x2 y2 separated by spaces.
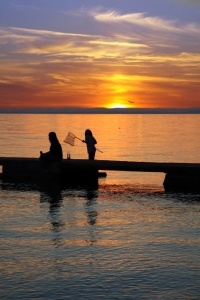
64 132 76 146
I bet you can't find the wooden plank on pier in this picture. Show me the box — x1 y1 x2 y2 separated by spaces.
62 159 200 174
0 157 200 174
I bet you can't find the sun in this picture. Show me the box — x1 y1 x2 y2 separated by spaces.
110 104 127 108
107 104 128 109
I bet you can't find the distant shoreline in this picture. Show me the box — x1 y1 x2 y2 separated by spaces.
0 108 200 114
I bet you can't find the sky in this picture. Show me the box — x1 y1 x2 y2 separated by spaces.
0 0 200 111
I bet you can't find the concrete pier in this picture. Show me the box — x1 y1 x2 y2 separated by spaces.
0 157 200 192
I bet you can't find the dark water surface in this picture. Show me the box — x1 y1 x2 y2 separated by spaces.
0 114 200 299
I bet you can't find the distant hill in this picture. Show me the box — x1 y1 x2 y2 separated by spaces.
1 107 200 114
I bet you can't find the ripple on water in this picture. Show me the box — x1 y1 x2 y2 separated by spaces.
0 182 200 299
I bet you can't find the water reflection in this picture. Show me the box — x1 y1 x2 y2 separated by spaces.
164 191 200 204
39 183 100 247
39 182 64 233
84 189 98 245
85 190 98 225
1 178 200 299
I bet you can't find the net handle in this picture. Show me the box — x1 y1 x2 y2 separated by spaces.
76 135 103 153
96 148 103 153
68 132 83 143
74 136 83 142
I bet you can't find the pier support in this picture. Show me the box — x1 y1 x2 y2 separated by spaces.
163 173 200 193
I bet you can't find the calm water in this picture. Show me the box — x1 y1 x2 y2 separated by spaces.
0 114 200 299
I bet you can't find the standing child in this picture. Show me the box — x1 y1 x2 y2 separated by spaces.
82 129 97 160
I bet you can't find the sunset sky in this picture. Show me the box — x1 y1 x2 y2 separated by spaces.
0 0 200 111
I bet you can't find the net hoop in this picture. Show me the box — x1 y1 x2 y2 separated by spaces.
63 132 76 146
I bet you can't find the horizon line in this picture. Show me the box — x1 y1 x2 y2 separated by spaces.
0 107 200 114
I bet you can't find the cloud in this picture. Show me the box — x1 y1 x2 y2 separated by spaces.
0 5 200 109
1 23 200 72
92 10 200 35
1 5 199 60
94 11 178 31
0 26 151 58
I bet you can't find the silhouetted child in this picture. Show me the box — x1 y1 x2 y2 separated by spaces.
40 132 63 173
82 129 97 160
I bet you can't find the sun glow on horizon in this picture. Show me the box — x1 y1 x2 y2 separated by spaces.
106 103 128 109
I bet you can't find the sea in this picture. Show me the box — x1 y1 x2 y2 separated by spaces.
0 114 200 300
